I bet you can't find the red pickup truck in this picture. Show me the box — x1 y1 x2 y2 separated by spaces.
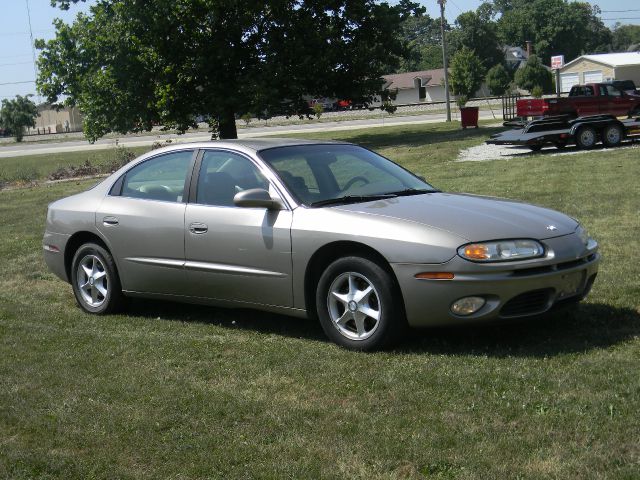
517 83 640 119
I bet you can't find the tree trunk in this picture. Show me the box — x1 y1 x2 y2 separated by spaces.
218 108 238 139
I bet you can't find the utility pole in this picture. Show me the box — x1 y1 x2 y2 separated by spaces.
438 0 451 121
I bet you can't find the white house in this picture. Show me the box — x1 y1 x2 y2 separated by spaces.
381 69 447 104
558 52 640 92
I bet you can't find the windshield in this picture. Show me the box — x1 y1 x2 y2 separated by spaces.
258 144 436 206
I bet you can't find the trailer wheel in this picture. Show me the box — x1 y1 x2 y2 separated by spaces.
528 145 542 152
575 126 597 149
602 124 624 148
554 142 567 150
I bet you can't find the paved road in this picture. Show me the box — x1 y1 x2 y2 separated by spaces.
0 110 501 158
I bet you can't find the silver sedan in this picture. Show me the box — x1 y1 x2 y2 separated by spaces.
43 139 599 350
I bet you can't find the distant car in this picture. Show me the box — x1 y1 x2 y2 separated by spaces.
43 139 599 350
308 98 335 111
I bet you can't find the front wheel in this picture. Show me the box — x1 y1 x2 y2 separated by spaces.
316 256 406 350
71 243 124 314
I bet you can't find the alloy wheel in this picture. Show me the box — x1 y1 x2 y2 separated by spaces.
327 272 381 340
76 254 109 307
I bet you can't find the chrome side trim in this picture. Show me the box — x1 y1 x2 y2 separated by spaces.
184 261 287 277
125 257 185 269
125 257 287 277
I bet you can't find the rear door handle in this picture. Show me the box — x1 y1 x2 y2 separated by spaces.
103 216 119 226
189 222 208 234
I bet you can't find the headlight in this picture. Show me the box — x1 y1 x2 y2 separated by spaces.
575 224 589 246
457 239 544 262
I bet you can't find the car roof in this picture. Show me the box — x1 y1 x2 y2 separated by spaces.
160 138 352 154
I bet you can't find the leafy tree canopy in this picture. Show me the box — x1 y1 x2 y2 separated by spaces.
496 0 611 63
449 47 486 99
612 24 640 51
0 95 38 142
396 15 446 72
485 64 512 95
514 54 553 93
449 11 503 70
40 0 423 140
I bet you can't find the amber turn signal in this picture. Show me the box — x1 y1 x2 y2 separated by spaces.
415 272 454 280
462 244 489 260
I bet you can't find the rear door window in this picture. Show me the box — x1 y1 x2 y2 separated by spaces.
120 150 194 202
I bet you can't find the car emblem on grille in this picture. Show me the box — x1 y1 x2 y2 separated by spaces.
546 225 557 231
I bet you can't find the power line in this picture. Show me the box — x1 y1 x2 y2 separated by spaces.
25 0 41 103
0 80 35 86
601 10 640 13
0 60 34 67
602 17 640 20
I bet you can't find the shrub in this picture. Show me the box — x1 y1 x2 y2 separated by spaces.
486 64 512 96
312 103 324 119
514 55 553 93
449 47 486 99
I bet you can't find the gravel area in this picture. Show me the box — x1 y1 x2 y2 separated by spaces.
457 141 640 162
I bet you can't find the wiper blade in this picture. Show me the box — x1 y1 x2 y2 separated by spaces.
383 188 440 196
310 194 397 207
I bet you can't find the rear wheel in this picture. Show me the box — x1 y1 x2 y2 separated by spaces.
316 256 406 350
575 126 597 149
71 243 124 314
602 124 624 148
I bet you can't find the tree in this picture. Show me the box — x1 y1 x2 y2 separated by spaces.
514 55 553 93
448 11 503 70
612 24 640 51
497 0 611 64
486 64 511 95
39 0 423 141
449 47 486 102
0 95 38 142
397 14 447 72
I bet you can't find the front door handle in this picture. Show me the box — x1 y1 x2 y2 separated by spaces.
189 222 208 234
103 216 119 226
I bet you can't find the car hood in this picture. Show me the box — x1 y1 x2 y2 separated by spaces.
334 192 577 241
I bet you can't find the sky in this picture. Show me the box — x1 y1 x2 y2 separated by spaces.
1 0 639 103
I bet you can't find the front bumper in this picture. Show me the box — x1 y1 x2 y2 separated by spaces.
392 234 600 327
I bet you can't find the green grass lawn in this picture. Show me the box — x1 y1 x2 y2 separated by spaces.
0 146 151 184
1 123 639 479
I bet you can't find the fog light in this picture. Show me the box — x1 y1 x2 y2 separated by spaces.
451 296 486 316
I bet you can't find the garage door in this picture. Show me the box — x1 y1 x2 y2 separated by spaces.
560 73 580 93
584 70 603 83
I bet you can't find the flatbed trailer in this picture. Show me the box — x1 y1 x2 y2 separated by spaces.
487 114 640 151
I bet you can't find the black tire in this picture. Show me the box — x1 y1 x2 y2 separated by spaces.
315 256 406 351
528 145 543 152
554 142 567 150
601 124 624 148
71 242 124 314
575 126 597 149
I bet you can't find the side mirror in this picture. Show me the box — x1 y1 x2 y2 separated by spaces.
233 188 283 210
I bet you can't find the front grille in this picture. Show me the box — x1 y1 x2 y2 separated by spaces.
500 289 553 317
510 254 597 277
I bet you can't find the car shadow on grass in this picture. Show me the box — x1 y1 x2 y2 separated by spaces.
124 298 327 341
124 299 638 356
399 302 640 358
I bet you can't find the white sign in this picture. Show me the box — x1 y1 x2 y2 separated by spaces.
551 55 565 69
